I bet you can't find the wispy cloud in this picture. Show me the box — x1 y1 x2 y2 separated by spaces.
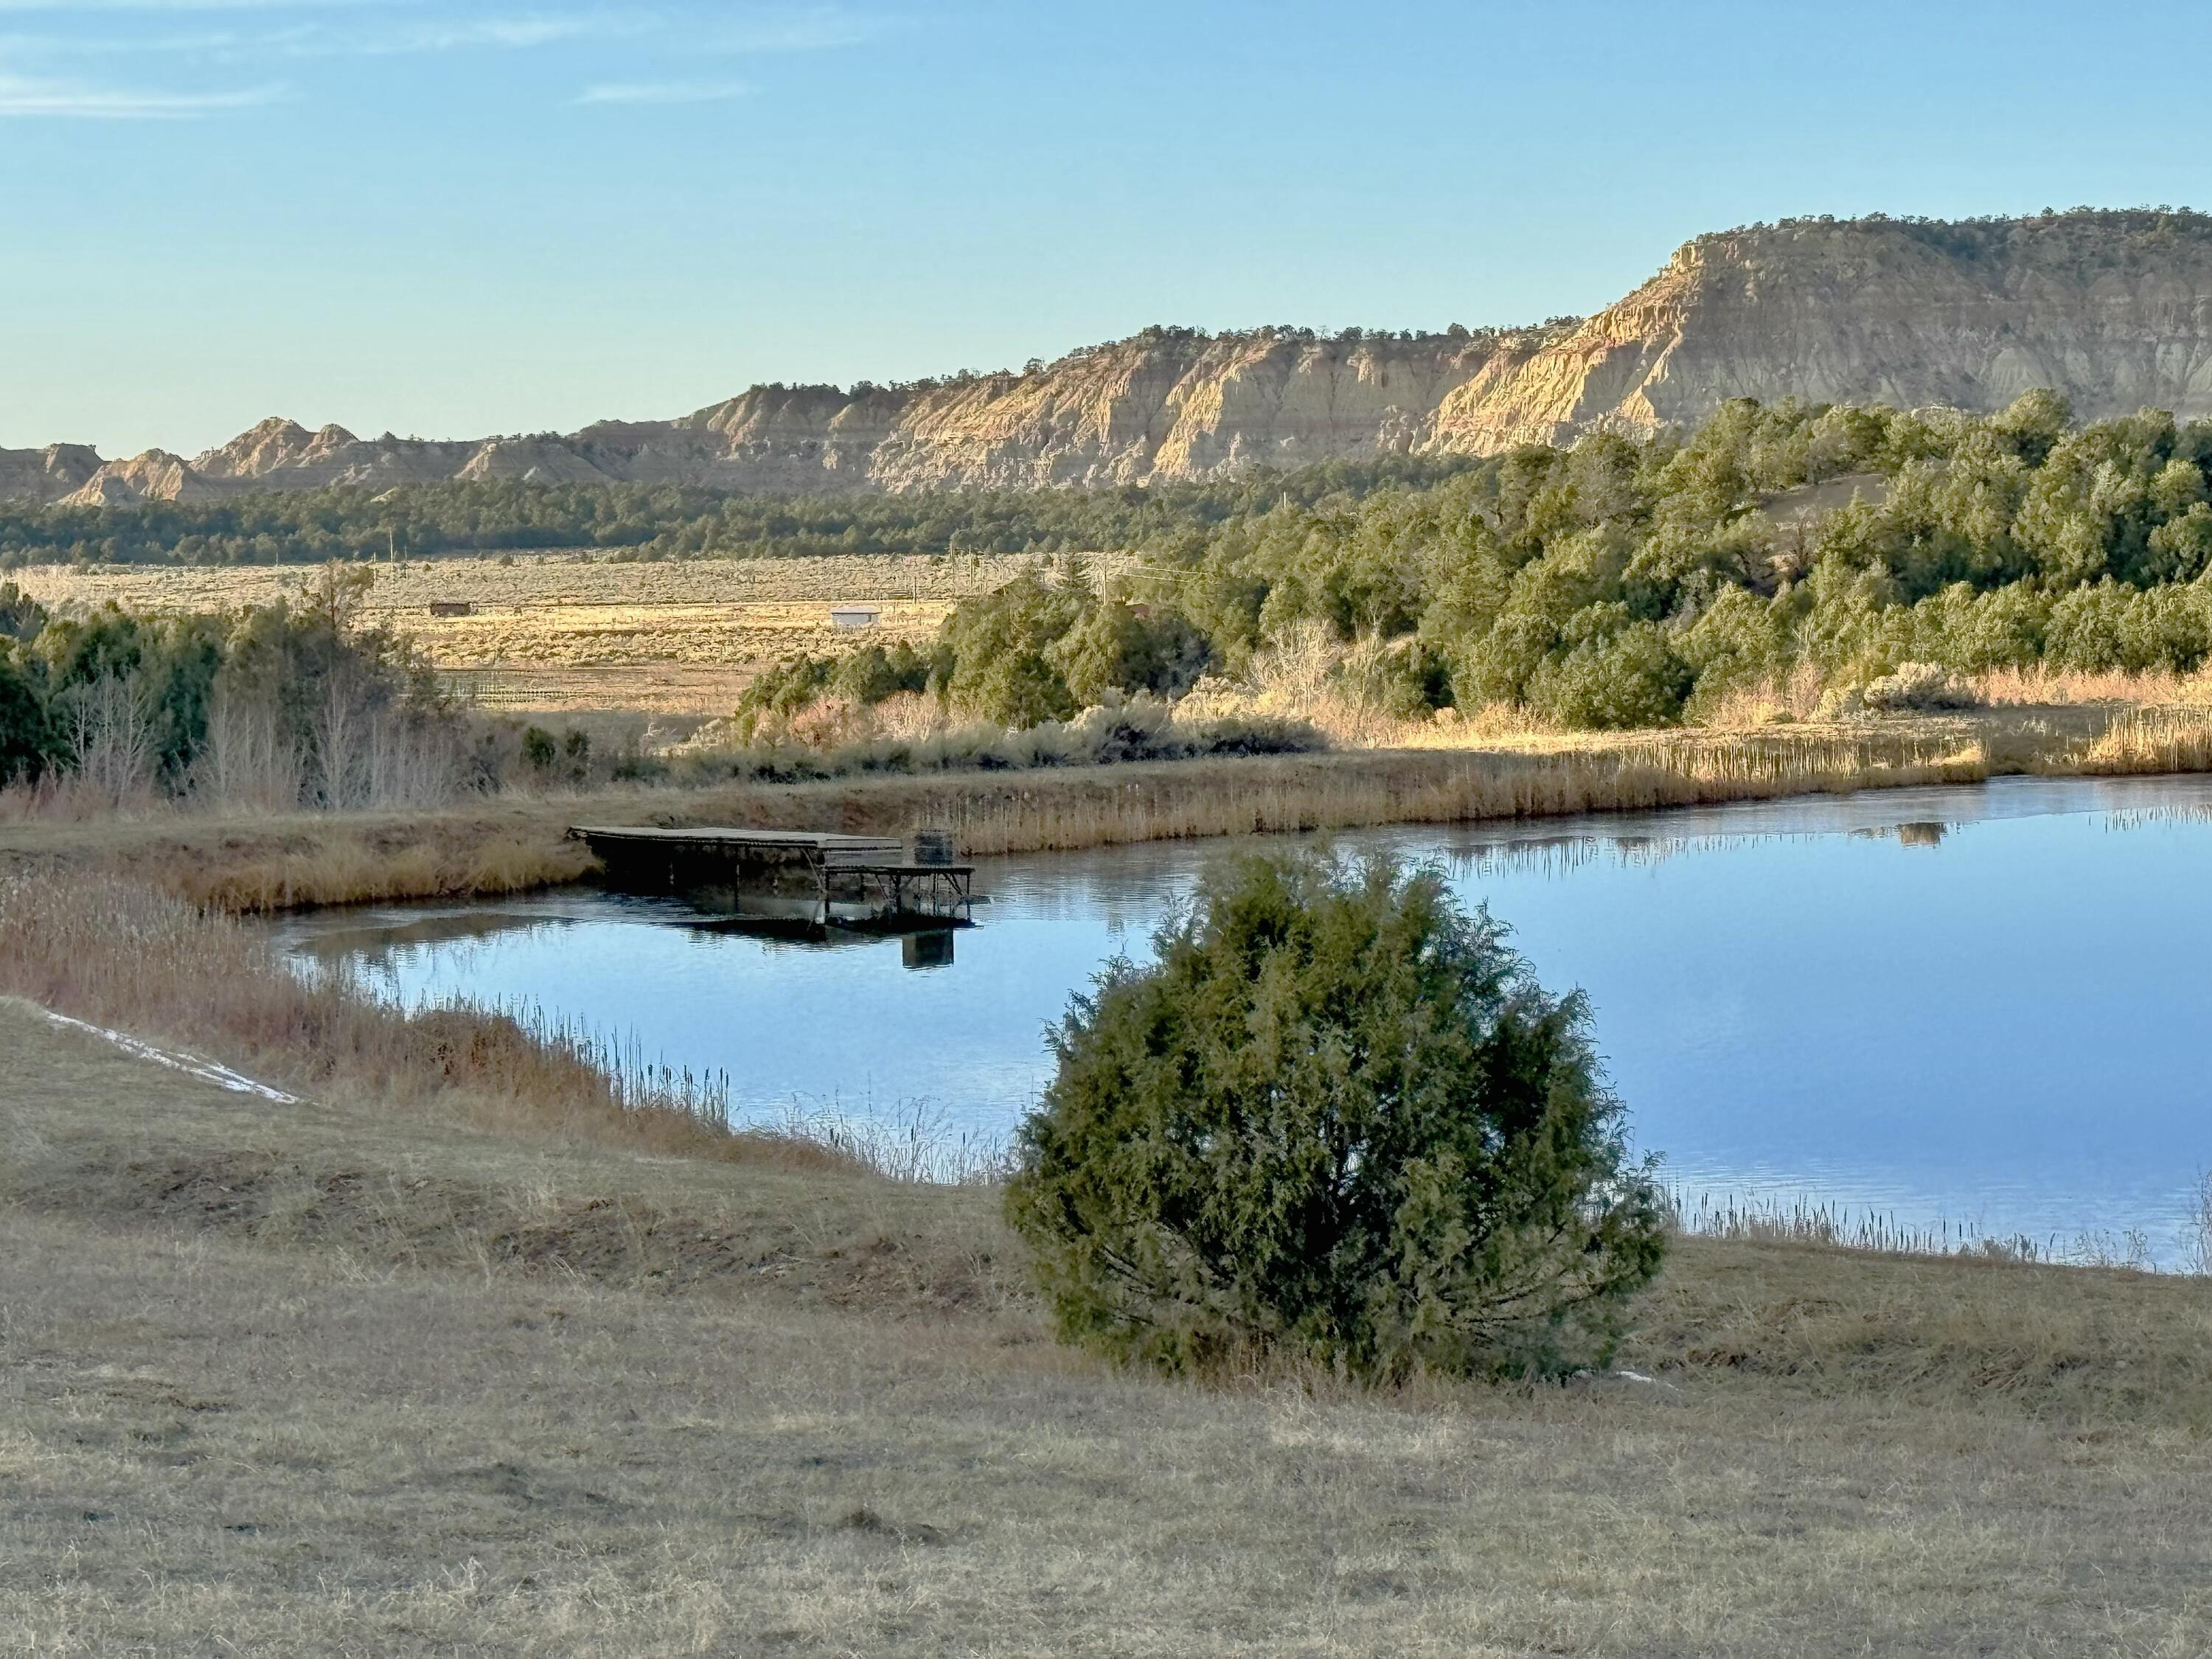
0 70 282 116
271 12 645 57
0 2 888 119
0 10 640 58
0 1 417 11
390 15 623 52
709 5 887 54
577 77 749 106
0 1 406 11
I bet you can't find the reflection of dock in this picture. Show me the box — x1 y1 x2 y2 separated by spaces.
569 825 978 928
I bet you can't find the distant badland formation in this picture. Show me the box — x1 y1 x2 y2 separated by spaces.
14 209 2212 505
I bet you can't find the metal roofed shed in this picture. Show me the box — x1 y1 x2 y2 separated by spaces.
827 603 881 629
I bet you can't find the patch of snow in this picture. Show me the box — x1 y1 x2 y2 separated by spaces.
41 1009 298 1104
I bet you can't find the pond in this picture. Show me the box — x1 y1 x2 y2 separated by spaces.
276 773 2212 1261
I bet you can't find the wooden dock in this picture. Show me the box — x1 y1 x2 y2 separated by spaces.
569 826 978 926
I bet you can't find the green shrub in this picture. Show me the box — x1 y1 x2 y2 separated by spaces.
1907 581 2049 672
2043 581 2135 672
939 571 1082 724
958 648 1077 728
1451 609 1557 709
1340 635 1453 717
829 640 932 706
0 650 51 784
1528 620 1694 729
1678 586 1790 717
1005 851 1666 1382
1047 600 1213 705
0 582 46 641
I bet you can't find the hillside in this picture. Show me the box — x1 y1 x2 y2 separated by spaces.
1430 209 2212 451
14 209 2212 504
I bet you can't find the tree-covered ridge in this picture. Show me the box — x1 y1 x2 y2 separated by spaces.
861 390 2212 729
0 455 1480 568
1698 205 2212 268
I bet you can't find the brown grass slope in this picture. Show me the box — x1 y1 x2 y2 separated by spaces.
7 1003 2212 1655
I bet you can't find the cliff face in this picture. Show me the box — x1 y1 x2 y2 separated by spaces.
1427 211 2212 451
65 450 214 507
0 444 102 505
18 210 2212 506
859 330 1553 490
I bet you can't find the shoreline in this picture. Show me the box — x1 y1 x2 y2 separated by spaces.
1 703 2204 914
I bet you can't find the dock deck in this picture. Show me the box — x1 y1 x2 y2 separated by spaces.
569 824 978 925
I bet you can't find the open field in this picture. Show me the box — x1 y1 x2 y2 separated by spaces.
10 554 1032 715
7 998 2212 1655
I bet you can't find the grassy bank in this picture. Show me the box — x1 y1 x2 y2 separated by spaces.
0 872 842 1172
7 1000 2212 1654
10 703 2199 912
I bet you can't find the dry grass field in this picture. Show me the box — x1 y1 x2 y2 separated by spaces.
11 554 1032 714
7 999 2212 1655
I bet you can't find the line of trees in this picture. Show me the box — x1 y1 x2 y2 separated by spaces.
772 390 2212 731
0 567 469 807
0 456 1477 569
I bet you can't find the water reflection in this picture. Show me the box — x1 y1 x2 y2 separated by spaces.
294 894 966 980
276 773 2212 1259
902 930 957 970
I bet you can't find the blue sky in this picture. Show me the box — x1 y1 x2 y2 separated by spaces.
4 0 2208 456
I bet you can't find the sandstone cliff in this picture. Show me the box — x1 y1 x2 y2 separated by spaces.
0 444 102 506
1427 209 2212 451
15 209 2212 505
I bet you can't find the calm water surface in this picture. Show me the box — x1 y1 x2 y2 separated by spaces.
276 775 2212 1256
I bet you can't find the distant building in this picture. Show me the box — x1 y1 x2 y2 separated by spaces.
427 601 475 618
828 604 881 630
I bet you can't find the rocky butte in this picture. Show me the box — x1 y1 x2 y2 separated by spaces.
13 209 2212 505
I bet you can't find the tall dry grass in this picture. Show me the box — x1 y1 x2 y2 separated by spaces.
5 725 2000 915
145 823 597 914
1686 664 1833 730
1978 664 2212 707
0 871 849 1170
1671 1178 2212 1273
1672 1190 2046 1262
902 729 1992 857
2070 706 2212 774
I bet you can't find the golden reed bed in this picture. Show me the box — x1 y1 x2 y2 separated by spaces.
0 701 2202 915
0 714 2058 910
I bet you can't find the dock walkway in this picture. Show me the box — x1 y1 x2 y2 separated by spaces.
569 825 978 925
